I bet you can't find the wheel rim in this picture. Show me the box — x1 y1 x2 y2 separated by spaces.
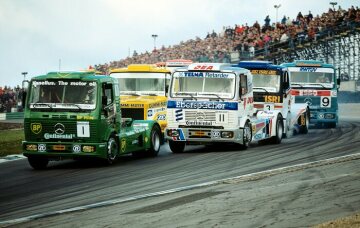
108 138 117 161
278 120 283 139
152 131 160 151
244 124 251 145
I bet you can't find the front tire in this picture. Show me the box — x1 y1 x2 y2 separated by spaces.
169 140 185 153
299 109 309 134
271 114 284 144
28 156 49 170
239 121 252 150
147 125 161 157
106 136 118 165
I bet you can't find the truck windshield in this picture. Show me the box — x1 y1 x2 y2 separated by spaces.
111 72 167 96
288 67 334 88
252 71 280 92
28 80 97 110
171 71 236 99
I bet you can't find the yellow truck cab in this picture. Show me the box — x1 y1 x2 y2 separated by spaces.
110 64 171 132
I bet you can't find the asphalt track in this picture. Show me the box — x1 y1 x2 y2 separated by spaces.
0 104 359 227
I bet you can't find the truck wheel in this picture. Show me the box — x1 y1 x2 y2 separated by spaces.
28 156 49 170
283 113 292 138
106 136 118 164
271 114 284 144
299 110 309 134
147 125 161 157
169 141 185 153
239 121 252 150
326 122 337 128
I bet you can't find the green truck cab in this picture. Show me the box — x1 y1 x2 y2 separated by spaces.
22 71 161 169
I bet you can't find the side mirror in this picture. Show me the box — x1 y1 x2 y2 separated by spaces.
337 78 341 86
102 96 108 106
21 91 27 109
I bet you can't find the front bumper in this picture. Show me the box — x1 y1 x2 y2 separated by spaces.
165 127 245 145
22 141 108 160
309 111 338 124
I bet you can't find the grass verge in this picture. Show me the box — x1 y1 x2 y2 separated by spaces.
0 128 24 157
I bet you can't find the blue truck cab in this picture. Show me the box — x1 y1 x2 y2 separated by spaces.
281 60 340 128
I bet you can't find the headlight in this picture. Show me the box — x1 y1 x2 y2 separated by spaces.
221 131 234 138
82 146 96 153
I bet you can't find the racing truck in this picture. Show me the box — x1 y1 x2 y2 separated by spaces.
281 60 340 128
22 71 161 169
236 61 309 135
165 63 284 153
110 64 171 132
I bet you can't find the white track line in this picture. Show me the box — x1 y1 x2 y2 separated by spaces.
1 152 360 226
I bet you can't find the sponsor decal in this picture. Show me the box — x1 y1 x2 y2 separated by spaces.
299 67 317 72
149 102 167 108
121 103 144 108
31 123 42 134
175 109 183 121
147 109 153 117
186 121 213 126
168 100 237 110
43 123 75 140
121 138 126 153
250 70 277 75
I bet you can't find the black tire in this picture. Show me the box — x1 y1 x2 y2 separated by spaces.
169 140 185 153
147 125 161 157
299 110 309 134
326 122 337 128
239 121 252 150
28 156 49 170
271 114 284 144
283 113 292 138
106 136 118 165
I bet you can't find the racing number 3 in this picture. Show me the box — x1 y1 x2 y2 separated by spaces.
320 96 331 108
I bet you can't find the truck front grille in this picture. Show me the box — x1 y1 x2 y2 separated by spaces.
121 108 144 120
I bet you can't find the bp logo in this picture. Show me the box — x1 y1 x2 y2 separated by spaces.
31 123 42 134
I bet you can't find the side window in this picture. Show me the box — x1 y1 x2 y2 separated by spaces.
240 74 248 95
103 83 113 105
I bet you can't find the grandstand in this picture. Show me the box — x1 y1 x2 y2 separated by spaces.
96 6 360 81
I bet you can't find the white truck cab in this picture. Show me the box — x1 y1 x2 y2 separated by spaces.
165 63 284 153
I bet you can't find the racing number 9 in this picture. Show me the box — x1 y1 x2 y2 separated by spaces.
320 96 331 108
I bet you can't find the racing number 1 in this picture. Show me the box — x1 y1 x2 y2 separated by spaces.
320 96 331 108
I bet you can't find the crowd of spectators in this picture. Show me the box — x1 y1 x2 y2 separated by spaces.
0 86 23 113
95 5 360 73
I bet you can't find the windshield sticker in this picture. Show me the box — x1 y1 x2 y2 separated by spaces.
177 72 232 78
167 100 238 110
251 70 277 75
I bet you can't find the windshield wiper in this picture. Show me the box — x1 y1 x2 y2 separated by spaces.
32 102 53 110
291 83 304 88
64 103 83 111
200 93 225 101
253 87 269 93
142 93 158 96
175 92 197 101
310 83 326 88
121 92 140 96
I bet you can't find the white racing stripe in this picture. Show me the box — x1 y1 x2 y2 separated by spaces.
1 152 360 226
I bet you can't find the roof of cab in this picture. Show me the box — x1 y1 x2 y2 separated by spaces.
110 64 171 73
236 61 284 71
32 71 113 83
177 62 250 74
281 60 334 68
